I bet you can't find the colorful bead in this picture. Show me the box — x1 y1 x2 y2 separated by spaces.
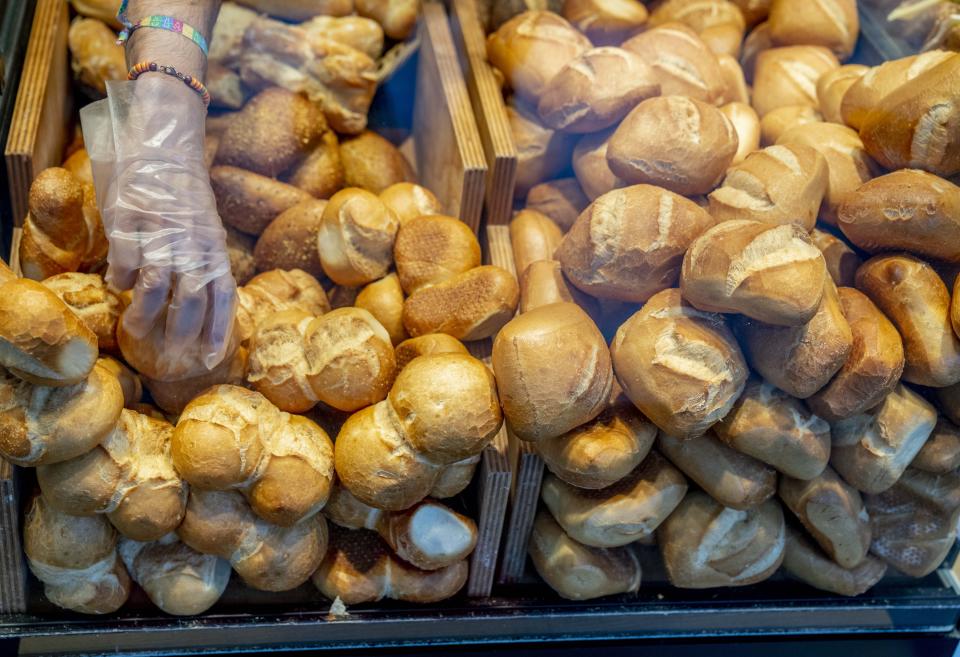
127 61 211 108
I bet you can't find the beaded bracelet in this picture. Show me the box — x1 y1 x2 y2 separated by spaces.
116 0 209 56
127 61 212 108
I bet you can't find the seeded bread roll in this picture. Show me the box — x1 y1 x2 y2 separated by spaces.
856 254 960 388
720 102 761 165
253 199 327 278
178 488 328 591
395 215 482 294
507 100 580 198
525 178 590 232
778 466 870 568
493 303 613 442
143 345 248 416
782 524 886 596
680 220 828 326
561 0 649 45
355 274 407 345
486 11 592 104
658 491 785 588
607 96 738 195
557 185 716 303
24 496 130 614
759 105 822 145
767 0 858 60
809 229 862 287
912 417 960 474
510 210 563 277
752 46 839 117
611 289 747 438
318 188 399 287
528 509 642 601
621 23 726 105
379 183 443 226
708 143 829 231
394 334 468 372
41 272 123 354
211 166 314 236
649 0 747 58
572 127 625 201
520 260 599 315
340 131 416 194
537 393 657 490
542 451 687 548
816 64 868 124
236 268 330 346
806 288 905 422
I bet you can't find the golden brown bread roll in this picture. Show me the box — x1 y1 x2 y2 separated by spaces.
236 269 330 346
720 102 761 165
142 346 248 416
525 179 590 233
62 148 93 186
782 524 886 596
767 0 858 60
493 303 613 442
649 0 747 58
299 15 385 59
658 491 785 588
759 104 823 145
912 417 960 474
353 0 416 40
394 334 469 372
816 64 868 124
41 273 123 353
528 509 641 601
318 188 400 287
97 356 142 409
68 18 125 96
731 0 771 27
520 260 598 315
508 100 580 198
211 166 314 236
340 131 415 193
809 229 862 288
561 0 649 45
70 0 121 28
680 219 828 326
429 455 481 499
355 274 407 345
379 183 443 226
718 54 750 104
856 254 960 388
394 215 482 294
510 210 564 278
253 199 328 278
572 127 625 201
285 131 344 199
611 289 747 438
752 46 839 117
740 20 773 82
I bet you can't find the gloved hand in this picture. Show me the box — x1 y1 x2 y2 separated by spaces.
81 75 237 374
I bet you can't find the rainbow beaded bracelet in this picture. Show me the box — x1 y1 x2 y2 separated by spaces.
127 61 211 108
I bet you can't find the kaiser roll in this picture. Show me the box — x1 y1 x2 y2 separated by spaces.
317 188 400 287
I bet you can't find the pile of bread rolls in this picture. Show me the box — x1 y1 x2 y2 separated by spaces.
484 0 960 599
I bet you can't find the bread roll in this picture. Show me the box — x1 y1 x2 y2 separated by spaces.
658 491 785 588
208 61 248 110
621 23 726 104
718 55 750 104
912 417 960 474
856 254 960 387
353 0 416 40
708 143 828 231
720 102 761 165
395 215 481 294
731 0 771 27
607 96 738 195
508 100 579 198
493 303 612 442
143 346 248 416
816 64 868 124
41 273 122 353
285 131 344 199
572 127 625 200
759 104 822 145
355 274 407 345
178 489 328 591
24 496 130 614
520 260 598 315
778 466 869 568
119 535 230 616
69 0 121 28
486 11 592 104
537 47 659 133
379 183 443 226
562 0 648 45
62 147 93 186
253 199 327 277
211 166 314 236
510 210 563 277
649 0 747 58
740 20 773 82
611 289 747 438
752 46 839 117
680 219 828 326
236 268 330 345
528 509 641 600
340 131 415 194
394 334 468 372
225 225 256 285
299 15 384 59
318 188 399 287
806 288 905 422
429 455 481 499
68 18 125 96
782 524 886 596
767 0 857 60
809 229 861 287
96 356 141 409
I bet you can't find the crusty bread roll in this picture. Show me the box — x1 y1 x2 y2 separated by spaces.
537 393 656 490
720 102 761 165
143 346 248 416
649 0 747 58
715 378 830 480
816 64 868 124
529 509 641 601
557 185 716 302
572 127 625 201
379 183 443 226
493 303 612 442
608 96 738 196
355 274 407 345
510 210 563 278
707 142 828 231
119 535 230 616
253 199 328 278
718 55 750 104
67 17 125 96
507 100 580 198
62 147 93 186
740 20 773 82
24 496 130 614
340 131 415 194
285 131 344 199
41 273 123 353
767 0 857 60
537 47 659 133
856 254 960 387
300 14 384 59
809 229 861 288
731 0 771 27
318 188 400 287
658 490 785 588
520 259 598 315
210 2 257 66
759 104 823 145
211 166 314 236
735 279 853 399
236 268 330 346
562 0 648 45
487 11 592 104
97 356 141 409
782 524 886 596
752 46 839 117
912 417 960 474
313 525 468 604
611 289 747 438
395 215 482 294
680 219 828 326
178 488 328 591
69 0 121 29
353 0 416 39
542 450 687 548
394 334 468 371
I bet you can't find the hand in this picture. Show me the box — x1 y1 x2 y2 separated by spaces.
81 75 237 374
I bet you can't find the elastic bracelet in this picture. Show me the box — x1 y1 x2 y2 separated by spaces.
116 1 209 57
128 61 211 108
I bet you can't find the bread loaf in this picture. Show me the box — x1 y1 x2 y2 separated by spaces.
354 0 416 40
856 254 960 387
649 0 747 58
211 166 314 236
508 100 579 198
68 18 125 96
752 46 839 117
720 102 761 165
520 260 598 315
285 131 344 199
607 96 738 195
355 274 407 345
809 229 861 287
782 524 886 596
562 0 649 45
912 417 960 474
318 188 399 286
528 509 641 600
816 64 868 124
394 334 468 371
143 346 248 416
572 127 625 200
379 183 443 226
658 491 785 588
611 289 747 438
767 0 858 60
253 200 327 277
759 105 822 145
395 215 482 294
680 220 828 326
41 273 122 353
340 131 416 193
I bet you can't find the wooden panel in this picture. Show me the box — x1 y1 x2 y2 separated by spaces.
449 0 517 226
4 0 71 227
414 2 487 233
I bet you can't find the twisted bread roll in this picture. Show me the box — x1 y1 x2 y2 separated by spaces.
561 0 648 45
782 524 886 596
42 273 124 353
236 269 331 346
622 24 726 105
318 188 400 286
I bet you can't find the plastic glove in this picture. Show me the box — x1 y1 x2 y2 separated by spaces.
81 75 237 374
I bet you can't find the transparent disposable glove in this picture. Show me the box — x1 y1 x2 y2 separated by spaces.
81 75 237 373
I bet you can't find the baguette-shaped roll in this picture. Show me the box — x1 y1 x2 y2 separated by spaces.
611 289 747 438
659 431 777 510
493 303 613 442
816 64 868 124
395 215 481 294
236 269 330 346
355 274 407 346
715 378 830 480
178 489 328 591
510 210 563 278
24 496 130 614
735 279 853 399
339 131 415 193
557 185 716 302
830 384 937 494
658 491 785 588
707 143 828 231
680 220 828 326
394 334 468 372
782 524 886 596
752 46 839 117
173 386 335 526
572 127 625 201
528 510 641 601
313 525 468 604
806 288 905 422
809 229 862 288
41 272 122 354
525 178 590 232
318 188 399 287
778 466 870 568
143 345 248 416
324 485 478 570
759 105 822 145
0 361 123 466
119 534 231 616
561 0 648 45
856 254 960 387
541 451 687 548
211 166 313 236
508 101 579 199
354 0 416 40
720 102 761 165
649 0 747 58
767 0 858 60
622 24 726 105
520 260 598 315
379 183 443 226
912 417 960 474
